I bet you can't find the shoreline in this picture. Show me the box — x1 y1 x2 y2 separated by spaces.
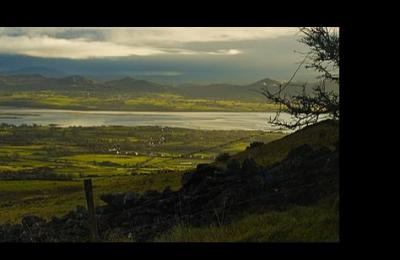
0 105 279 113
0 106 277 114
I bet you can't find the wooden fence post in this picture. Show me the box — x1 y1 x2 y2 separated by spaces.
83 179 100 242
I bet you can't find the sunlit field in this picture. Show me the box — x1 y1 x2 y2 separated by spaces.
0 92 280 112
0 124 285 223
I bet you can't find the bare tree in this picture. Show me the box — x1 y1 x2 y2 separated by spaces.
262 27 339 130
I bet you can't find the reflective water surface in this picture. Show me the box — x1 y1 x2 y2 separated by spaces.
0 107 294 131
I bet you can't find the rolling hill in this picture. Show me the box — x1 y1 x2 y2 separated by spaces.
0 74 338 101
104 77 173 93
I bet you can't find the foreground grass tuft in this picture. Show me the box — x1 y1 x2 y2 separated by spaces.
155 196 339 242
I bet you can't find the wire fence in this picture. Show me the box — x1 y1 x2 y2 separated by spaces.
12 179 324 242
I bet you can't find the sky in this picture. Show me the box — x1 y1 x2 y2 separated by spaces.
0 27 322 84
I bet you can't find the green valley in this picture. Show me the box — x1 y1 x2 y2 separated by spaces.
0 124 285 223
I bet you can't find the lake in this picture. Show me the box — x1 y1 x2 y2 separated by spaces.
0 107 293 131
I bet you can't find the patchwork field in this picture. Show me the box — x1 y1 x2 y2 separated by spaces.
0 124 285 223
0 92 280 112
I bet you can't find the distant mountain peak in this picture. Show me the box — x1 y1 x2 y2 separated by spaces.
248 78 281 87
120 76 135 81
61 75 95 85
104 76 170 92
109 76 143 84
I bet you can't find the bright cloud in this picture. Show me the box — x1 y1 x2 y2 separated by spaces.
0 35 171 59
105 27 298 45
0 27 297 59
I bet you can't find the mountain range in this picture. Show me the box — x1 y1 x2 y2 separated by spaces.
0 74 338 101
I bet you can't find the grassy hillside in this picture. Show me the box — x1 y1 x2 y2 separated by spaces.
211 119 339 169
156 195 339 242
156 120 339 242
238 120 338 166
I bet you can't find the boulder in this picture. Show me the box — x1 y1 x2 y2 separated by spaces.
21 215 45 227
100 193 126 209
215 153 230 162
241 158 261 175
181 171 203 187
246 141 264 150
196 163 221 174
123 192 141 208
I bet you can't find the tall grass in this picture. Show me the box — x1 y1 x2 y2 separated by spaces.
155 196 339 242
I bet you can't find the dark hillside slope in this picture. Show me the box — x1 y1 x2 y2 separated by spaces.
174 78 282 101
229 119 339 168
104 77 173 93
174 78 338 101
175 83 259 100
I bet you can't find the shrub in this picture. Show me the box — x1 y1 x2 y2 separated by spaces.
216 153 230 162
246 142 264 150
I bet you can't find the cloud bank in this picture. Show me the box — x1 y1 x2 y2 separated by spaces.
0 27 297 59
